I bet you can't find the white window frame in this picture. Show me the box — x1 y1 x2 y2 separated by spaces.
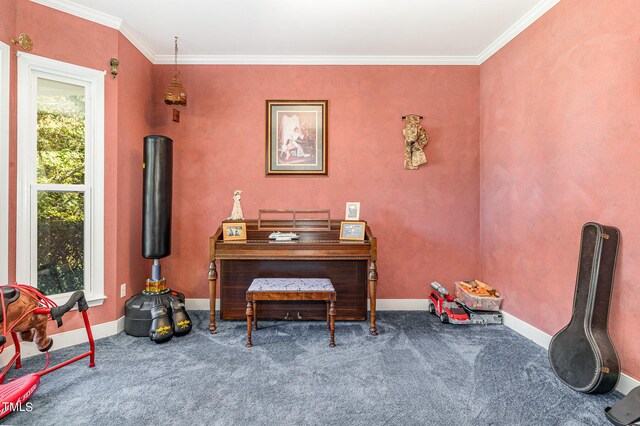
0 42 9 286
16 52 105 306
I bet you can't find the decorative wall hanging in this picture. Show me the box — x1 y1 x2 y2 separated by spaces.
109 58 119 78
266 100 328 175
10 33 33 51
164 36 187 106
402 114 429 170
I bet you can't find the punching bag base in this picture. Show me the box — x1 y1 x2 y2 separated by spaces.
124 290 185 337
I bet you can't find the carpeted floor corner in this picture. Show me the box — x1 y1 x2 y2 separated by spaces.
4 311 621 425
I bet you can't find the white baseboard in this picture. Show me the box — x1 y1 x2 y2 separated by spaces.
616 374 640 396
502 310 553 349
185 298 429 312
502 310 640 395
0 316 124 365
186 298 218 311
370 298 429 311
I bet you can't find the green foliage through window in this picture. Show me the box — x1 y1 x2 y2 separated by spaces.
36 92 85 295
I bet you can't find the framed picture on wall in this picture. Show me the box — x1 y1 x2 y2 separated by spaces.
266 100 328 175
222 222 247 241
339 221 366 241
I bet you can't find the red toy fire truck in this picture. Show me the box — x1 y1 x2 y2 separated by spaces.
427 281 470 323
427 281 503 325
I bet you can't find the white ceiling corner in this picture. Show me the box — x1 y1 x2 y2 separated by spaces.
477 0 561 63
29 0 561 65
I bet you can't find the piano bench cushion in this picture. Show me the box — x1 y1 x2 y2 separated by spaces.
247 278 334 293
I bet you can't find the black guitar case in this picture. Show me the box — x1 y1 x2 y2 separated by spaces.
548 222 620 394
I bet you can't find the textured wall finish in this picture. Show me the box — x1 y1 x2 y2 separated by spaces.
152 64 481 302
3 1 154 329
115 32 155 314
480 0 640 380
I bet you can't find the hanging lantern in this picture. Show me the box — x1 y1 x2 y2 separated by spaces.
164 36 187 106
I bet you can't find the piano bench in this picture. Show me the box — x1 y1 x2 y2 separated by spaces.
245 278 336 348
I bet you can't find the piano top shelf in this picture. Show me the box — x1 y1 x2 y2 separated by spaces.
257 209 332 231
210 219 376 261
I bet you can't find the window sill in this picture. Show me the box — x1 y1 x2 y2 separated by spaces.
48 292 106 310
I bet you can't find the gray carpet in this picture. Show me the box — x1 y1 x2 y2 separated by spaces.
4 311 621 425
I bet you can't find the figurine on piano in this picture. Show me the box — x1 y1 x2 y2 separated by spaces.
227 190 244 220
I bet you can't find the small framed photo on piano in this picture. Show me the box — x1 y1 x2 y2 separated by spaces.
345 202 360 221
340 221 366 241
223 222 247 241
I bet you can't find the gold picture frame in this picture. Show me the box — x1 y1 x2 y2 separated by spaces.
339 221 366 241
222 222 247 241
266 100 328 175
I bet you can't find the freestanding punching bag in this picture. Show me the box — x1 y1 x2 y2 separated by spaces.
142 135 172 260
124 135 191 341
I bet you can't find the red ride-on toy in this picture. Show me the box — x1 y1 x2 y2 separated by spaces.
0 285 95 419
427 281 470 324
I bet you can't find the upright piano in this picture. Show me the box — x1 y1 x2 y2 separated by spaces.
207 212 379 335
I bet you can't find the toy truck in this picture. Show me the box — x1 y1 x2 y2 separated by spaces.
427 281 503 325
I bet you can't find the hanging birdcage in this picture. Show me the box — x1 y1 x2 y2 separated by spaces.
164 36 187 106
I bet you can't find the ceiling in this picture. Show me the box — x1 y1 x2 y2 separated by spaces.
32 0 560 65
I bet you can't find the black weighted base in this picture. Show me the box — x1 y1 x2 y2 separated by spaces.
124 290 185 337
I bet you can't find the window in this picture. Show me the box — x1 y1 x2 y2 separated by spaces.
17 53 105 305
0 42 9 286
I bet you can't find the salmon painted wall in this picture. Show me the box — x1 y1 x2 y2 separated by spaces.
1 1 153 330
115 33 154 316
480 0 640 379
13 1 119 328
0 0 17 41
152 65 481 301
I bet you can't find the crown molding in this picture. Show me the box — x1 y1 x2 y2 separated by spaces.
31 0 558 66
30 0 122 29
119 22 156 63
154 54 481 66
477 0 561 63
30 0 156 63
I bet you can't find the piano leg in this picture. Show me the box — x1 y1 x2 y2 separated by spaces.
369 260 379 335
208 260 218 334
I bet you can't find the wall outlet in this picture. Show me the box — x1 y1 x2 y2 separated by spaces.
120 283 126 298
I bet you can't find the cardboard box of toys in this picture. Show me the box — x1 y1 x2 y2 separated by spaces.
455 280 503 311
